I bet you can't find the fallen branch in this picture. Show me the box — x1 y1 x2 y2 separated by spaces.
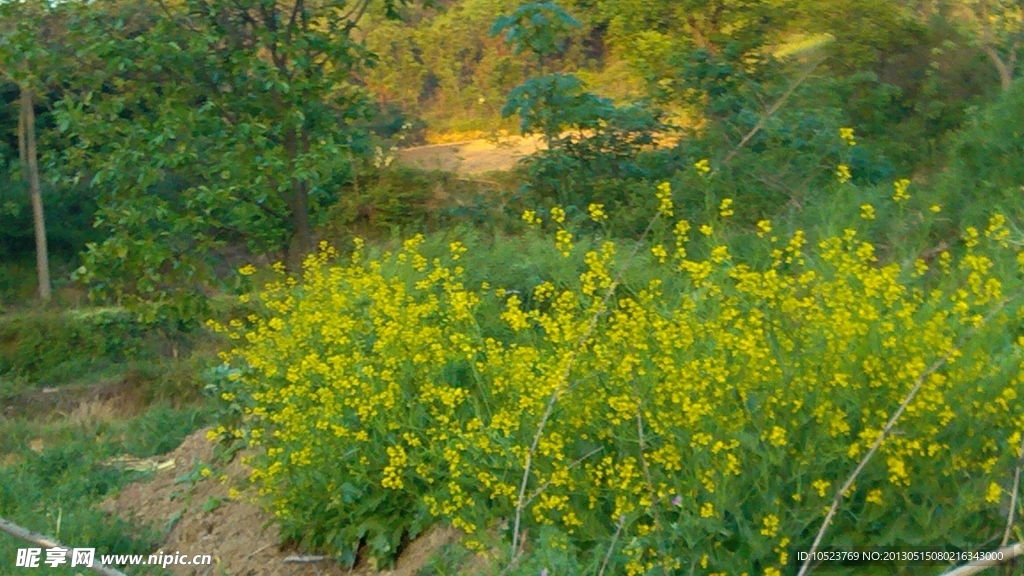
282 555 327 563
0 515 127 576
940 542 1024 576
635 401 670 575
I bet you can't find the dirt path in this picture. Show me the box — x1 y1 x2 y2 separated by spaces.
395 135 545 174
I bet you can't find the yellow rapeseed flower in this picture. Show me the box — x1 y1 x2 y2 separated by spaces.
893 178 911 203
840 127 857 146
766 426 787 447
551 206 566 224
719 198 734 218
760 514 779 538
215 181 1024 573
555 229 574 257
986 482 1002 504
449 241 468 260
651 244 668 263
860 204 875 220
656 182 674 217
836 164 852 184
812 479 830 497
522 210 542 225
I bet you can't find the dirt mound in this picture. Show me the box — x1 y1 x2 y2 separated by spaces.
102 428 457 576
2 375 148 421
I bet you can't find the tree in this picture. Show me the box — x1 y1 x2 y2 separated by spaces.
951 0 1022 91
18 86 49 302
54 0 414 325
0 0 62 303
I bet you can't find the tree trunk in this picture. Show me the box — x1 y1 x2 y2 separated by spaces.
983 44 1015 92
19 87 51 302
283 127 313 271
687 15 719 57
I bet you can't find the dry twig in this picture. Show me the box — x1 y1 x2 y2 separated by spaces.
597 514 628 576
720 57 824 168
1002 432 1024 546
283 555 327 563
635 401 671 575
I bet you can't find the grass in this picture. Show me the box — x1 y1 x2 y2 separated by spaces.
0 402 214 575
0 300 220 574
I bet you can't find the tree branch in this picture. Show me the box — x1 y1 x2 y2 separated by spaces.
720 57 823 168
287 0 304 42
981 43 1014 92
597 514 627 576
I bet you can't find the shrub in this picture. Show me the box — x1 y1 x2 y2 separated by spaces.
0 308 149 386
936 79 1024 234
322 164 439 237
211 195 1024 574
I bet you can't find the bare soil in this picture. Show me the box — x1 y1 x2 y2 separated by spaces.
1 375 148 421
395 135 545 174
102 429 458 576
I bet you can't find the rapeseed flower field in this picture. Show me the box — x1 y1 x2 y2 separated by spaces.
209 187 1024 574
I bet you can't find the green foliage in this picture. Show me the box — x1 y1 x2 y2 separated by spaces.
0 176 100 262
933 78 1024 235
363 0 542 129
495 3 677 210
511 91 668 208
503 74 589 137
49 0 420 328
593 0 793 63
491 2 582 62
504 40 896 231
795 0 920 74
0 308 148 388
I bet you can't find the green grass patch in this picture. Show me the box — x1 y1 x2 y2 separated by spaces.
0 403 213 575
